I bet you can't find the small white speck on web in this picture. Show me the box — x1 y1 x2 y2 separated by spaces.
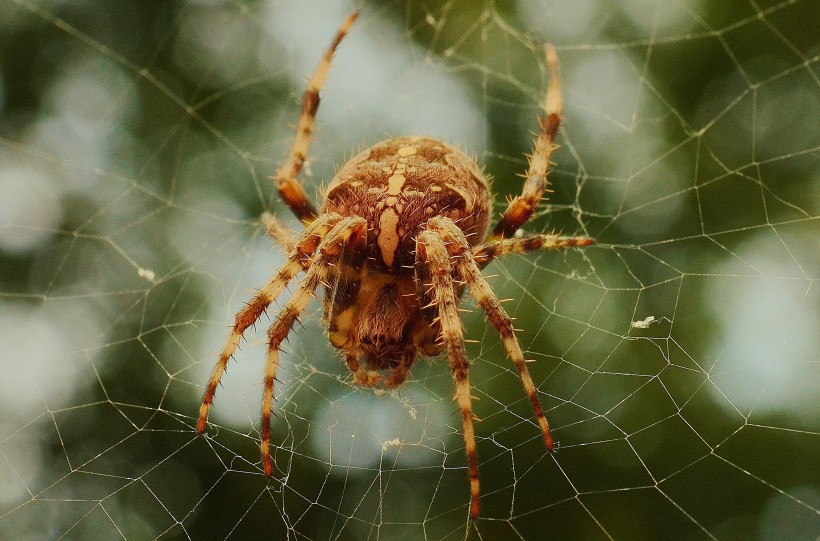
382 438 401 451
631 316 656 329
138 267 156 282
395 392 419 420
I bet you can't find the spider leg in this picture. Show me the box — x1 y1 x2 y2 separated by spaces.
260 216 367 476
197 213 342 434
473 232 594 270
417 227 481 519
431 216 561 446
325 220 365 349
274 11 358 224
261 211 297 254
492 44 562 240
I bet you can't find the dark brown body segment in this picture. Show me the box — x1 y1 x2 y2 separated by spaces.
322 136 493 272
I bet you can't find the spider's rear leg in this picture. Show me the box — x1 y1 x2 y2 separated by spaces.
273 11 358 224
473 232 594 270
492 44 562 240
197 213 342 434
417 227 482 519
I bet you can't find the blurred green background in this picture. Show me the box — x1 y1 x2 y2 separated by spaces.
0 0 818 539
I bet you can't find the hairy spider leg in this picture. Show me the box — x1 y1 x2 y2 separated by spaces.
261 211 298 253
274 11 358 224
260 217 367 476
197 213 342 434
492 44 564 240
431 217 558 450
417 227 482 520
473 232 594 270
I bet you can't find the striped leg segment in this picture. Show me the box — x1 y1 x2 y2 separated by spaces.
261 211 297 253
197 213 341 434
430 215 559 462
260 216 367 476
458 257 555 450
492 44 563 240
273 11 358 223
417 227 481 519
473 232 594 270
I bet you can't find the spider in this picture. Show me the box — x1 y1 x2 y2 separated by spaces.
197 11 594 519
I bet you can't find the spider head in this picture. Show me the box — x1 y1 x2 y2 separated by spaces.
356 278 440 369
359 336 405 369
328 274 441 377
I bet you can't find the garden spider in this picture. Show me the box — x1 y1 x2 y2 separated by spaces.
197 11 593 519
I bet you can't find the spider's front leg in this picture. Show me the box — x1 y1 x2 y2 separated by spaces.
258 216 367 475
197 213 342 434
429 217 558 451
416 227 482 519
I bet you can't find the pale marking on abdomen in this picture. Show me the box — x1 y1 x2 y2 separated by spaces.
377 208 400 267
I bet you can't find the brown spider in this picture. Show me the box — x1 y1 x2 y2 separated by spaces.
197 11 593 519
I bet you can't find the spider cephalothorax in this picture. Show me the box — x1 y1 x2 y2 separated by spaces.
197 11 594 519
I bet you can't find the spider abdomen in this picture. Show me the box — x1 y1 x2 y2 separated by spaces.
322 136 492 272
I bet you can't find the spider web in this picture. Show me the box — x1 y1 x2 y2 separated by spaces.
1 0 818 539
